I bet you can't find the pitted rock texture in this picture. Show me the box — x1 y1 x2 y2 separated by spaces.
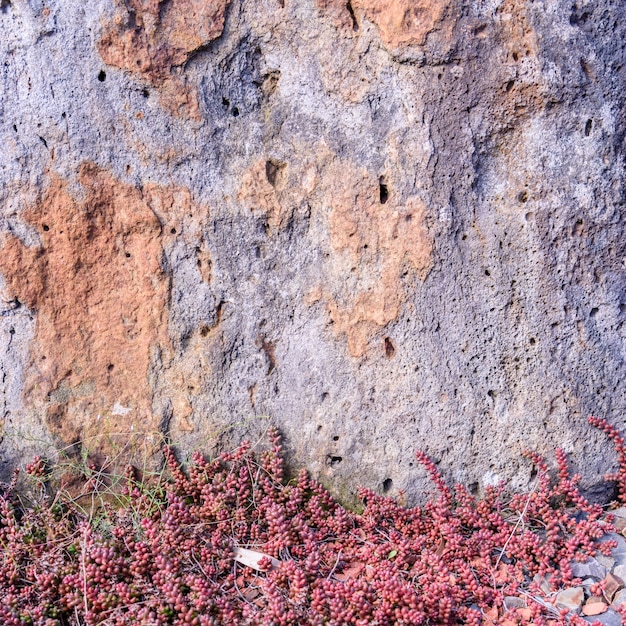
0 0 625 503
0 164 211 461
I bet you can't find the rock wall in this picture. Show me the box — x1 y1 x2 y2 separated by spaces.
0 0 625 502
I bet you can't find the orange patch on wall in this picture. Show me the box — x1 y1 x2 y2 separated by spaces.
98 0 231 118
317 0 455 49
494 0 541 112
237 159 290 231
355 0 453 48
323 163 432 357
0 164 205 448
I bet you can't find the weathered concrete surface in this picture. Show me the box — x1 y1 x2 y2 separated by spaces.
0 0 625 502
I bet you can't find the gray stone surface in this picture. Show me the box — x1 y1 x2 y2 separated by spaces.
0 0 625 503
600 534 626 560
572 558 607 581
504 596 527 611
598 555 617 571
612 588 626 609
556 586 584 613
614 564 626 582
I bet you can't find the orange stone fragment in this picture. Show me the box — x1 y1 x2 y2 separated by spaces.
483 606 498 621
582 600 608 616
604 572 624 602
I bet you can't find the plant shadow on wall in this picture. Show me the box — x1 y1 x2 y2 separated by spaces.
0 417 626 624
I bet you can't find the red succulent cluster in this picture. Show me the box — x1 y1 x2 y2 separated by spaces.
0 420 624 624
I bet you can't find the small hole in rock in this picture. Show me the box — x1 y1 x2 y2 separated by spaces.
317 425 323 432
9 327 15 335
222 96 230 107
379 178 389 204
107 364 114 371
142 88 150 98
580 58 592 76
333 435 339 441
484 269 490 276
506 80 514 92
200 325 210 337
98 70 106 82
529 337 536 345
585 119 592 136
170 227 177 234
518 190 528 203
329 456 342 468
590 307 599 317
125 252 131 258
384 337 396 358
383 478 393 493
232 106 239 117
512 52 519 61
265 160 279 186
42 224 49 232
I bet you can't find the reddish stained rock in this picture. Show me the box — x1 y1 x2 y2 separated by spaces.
98 0 231 118
354 0 455 48
317 0 457 49
323 162 432 358
0 165 206 452
238 152 433 359
583 598 609 616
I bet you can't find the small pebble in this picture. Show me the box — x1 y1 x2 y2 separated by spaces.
583 608 623 626
533 573 552 595
556 587 584 613
582 599 608 616
612 588 626 608
603 572 624 602
503 596 526 610
597 554 616 570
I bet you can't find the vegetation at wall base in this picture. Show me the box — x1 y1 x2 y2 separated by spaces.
0 417 625 625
